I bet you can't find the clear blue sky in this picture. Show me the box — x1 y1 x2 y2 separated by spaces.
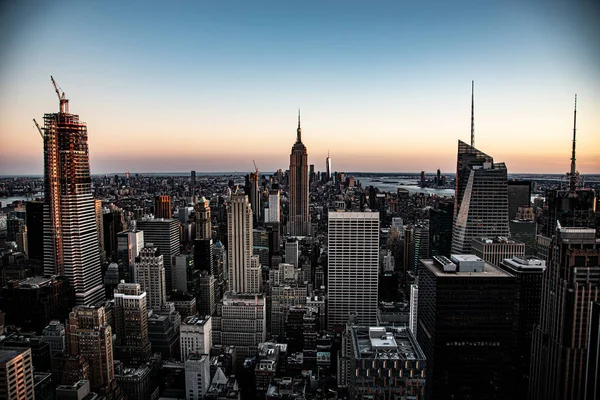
1 0 599 175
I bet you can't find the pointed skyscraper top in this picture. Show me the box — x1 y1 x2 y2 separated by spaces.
568 94 579 192
471 80 475 148
296 109 302 143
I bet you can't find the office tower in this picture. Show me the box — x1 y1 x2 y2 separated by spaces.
134 245 166 310
471 236 526 267
452 140 509 254
6 217 24 243
213 293 266 363
103 207 125 262
116 229 144 282
227 193 261 293
55 380 92 399
325 151 332 182
585 301 600 400
249 171 261 226
185 353 211 400
429 201 453 257
154 195 172 219
420 171 426 187
499 256 546 398
0 347 34 400
0 275 75 333
191 170 196 189
65 305 114 391
542 97 596 236
39 80 104 306
169 290 197 319
42 320 66 355
418 255 516 400
136 216 180 292
346 326 425 399
113 282 151 366
508 181 531 220
103 263 120 299
510 208 537 255
409 283 418 339
288 111 311 237
94 200 105 261
264 189 280 224
173 254 194 291
25 201 43 261
147 311 179 359
193 239 213 274
195 197 211 240
529 225 600 400
180 316 212 362
285 237 299 267
271 285 307 336
197 272 216 317
327 211 379 327
409 223 429 276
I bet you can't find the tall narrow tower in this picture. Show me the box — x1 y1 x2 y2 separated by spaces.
288 110 311 236
326 151 332 182
227 192 261 293
40 76 104 306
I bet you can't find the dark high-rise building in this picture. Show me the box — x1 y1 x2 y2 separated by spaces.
542 96 596 237
471 236 525 267
113 282 151 367
452 140 509 254
25 201 44 261
508 181 531 220
499 256 546 399
429 201 453 257
136 217 180 293
0 276 75 333
418 255 516 400
195 197 212 240
325 151 332 182
39 79 104 306
191 170 196 189
0 347 35 400
585 301 600 400
288 111 310 237
249 171 261 226
529 225 600 400
154 195 172 219
103 208 125 263
193 239 213 274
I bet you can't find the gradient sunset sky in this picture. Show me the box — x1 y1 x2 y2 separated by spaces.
0 0 599 175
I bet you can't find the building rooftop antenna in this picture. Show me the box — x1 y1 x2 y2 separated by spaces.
470 80 475 148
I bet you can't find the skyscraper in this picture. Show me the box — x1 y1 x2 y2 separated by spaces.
195 197 211 240
134 245 166 310
113 282 151 367
529 224 600 400
25 201 43 261
136 216 180 292
288 111 311 237
227 193 261 293
418 255 516 400
39 77 104 306
249 171 261 226
154 195 172 219
327 211 379 327
264 189 280 224
451 140 509 254
325 151 332 182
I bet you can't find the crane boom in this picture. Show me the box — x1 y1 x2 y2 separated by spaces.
253 160 258 175
50 75 62 101
33 119 44 139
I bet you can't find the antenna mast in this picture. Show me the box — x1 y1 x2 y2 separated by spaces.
568 94 578 192
470 80 475 147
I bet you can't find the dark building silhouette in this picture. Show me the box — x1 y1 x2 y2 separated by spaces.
0 276 75 333
288 111 310 237
508 181 531 220
418 255 516 400
499 256 546 399
429 201 453 257
103 209 125 263
26 201 44 261
529 225 600 400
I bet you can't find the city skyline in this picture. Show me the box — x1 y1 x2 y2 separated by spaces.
1 0 599 175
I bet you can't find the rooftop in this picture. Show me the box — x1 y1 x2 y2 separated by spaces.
423 257 512 278
351 326 425 361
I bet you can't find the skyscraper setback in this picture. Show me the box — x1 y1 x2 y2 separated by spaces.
38 76 104 306
288 111 311 236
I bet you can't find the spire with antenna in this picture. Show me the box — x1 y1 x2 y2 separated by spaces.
296 109 302 143
470 80 475 148
568 94 579 192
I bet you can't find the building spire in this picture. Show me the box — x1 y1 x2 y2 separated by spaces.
470 80 475 148
569 94 578 191
296 109 302 143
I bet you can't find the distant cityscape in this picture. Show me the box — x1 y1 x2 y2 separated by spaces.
0 77 598 400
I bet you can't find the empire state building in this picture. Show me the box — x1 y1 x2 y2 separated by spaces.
288 111 311 236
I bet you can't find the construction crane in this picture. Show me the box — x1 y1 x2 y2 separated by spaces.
50 75 69 113
33 119 44 139
252 160 259 176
